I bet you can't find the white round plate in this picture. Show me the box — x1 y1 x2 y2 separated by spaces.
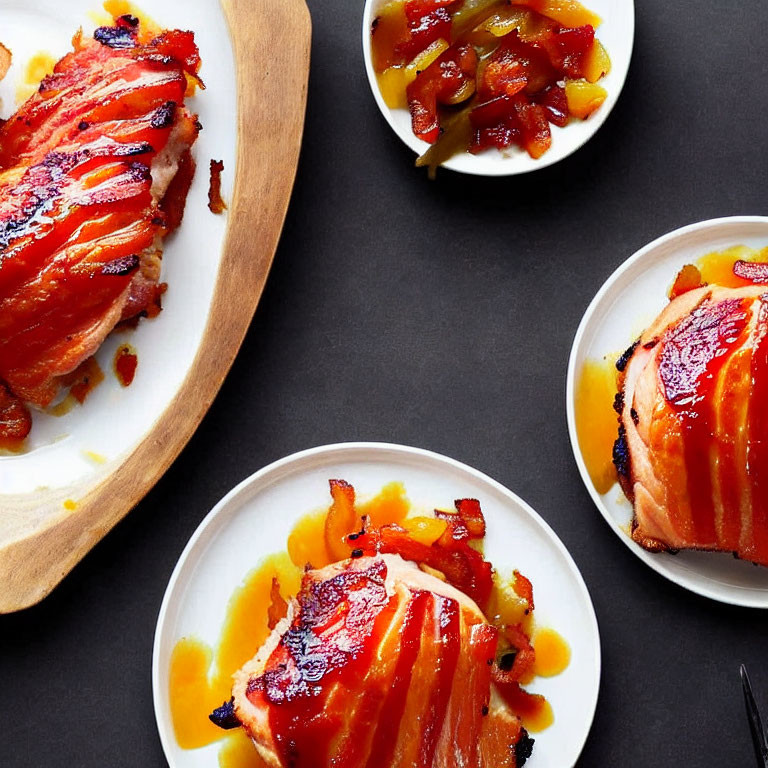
362 0 635 176
153 442 601 768
567 216 768 607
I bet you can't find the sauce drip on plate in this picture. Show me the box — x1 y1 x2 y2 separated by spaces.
574 356 620 495
113 344 138 387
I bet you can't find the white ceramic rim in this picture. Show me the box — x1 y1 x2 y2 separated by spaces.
152 441 601 766
361 0 636 177
566 215 768 607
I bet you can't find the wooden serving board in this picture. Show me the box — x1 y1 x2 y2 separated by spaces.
0 0 312 612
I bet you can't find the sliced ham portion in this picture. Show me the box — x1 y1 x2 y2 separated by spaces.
617 282 768 564
0 15 201 431
232 554 529 768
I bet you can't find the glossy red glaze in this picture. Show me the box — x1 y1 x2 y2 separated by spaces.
734 260 768 283
470 94 551 158
247 560 392 766
0 17 200 412
541 25 594 78
748 298 768 560
398 0 457 62
659 298 751 545
418 594 461 763
364 590 431 768
534 83 569 127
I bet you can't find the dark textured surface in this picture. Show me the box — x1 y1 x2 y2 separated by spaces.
2 1 768 766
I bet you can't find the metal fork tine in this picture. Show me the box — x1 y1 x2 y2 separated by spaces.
741 664 768 768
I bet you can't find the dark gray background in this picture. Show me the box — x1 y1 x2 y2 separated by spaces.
2 0 768 765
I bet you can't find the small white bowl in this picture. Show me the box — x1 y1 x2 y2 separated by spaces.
362 0 635 176
566 216 768 607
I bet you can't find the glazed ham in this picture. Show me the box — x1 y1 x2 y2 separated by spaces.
0 15 201 438
232 554 531 768
616 279 768 565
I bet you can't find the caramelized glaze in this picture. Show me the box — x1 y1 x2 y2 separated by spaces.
0 13 201 440
613 246 768 562
659 298 751 544
370 0 609 169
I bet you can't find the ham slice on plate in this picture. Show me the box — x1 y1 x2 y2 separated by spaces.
232 553 532 768
616 281 768 565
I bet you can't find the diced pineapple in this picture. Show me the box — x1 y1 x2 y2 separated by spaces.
584 39 611 83
513 0 601 29
565 79 607 119
401 516 449 546
377 67 409 109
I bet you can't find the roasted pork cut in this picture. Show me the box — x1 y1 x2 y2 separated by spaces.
0 14 201 437
616 281 768 565
231 553 531 768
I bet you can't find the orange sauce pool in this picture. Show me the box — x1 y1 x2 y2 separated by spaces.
574 356 619 495
16 52 55 103
533 627 571 677
169 482 570 762
695 244 768 289
513 690 555 733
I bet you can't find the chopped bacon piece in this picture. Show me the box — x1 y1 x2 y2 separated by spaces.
669 263 704 299
407 43 477 143
266 578 289 631
0 43 11 81
207 159 226 214
512 570 535 612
